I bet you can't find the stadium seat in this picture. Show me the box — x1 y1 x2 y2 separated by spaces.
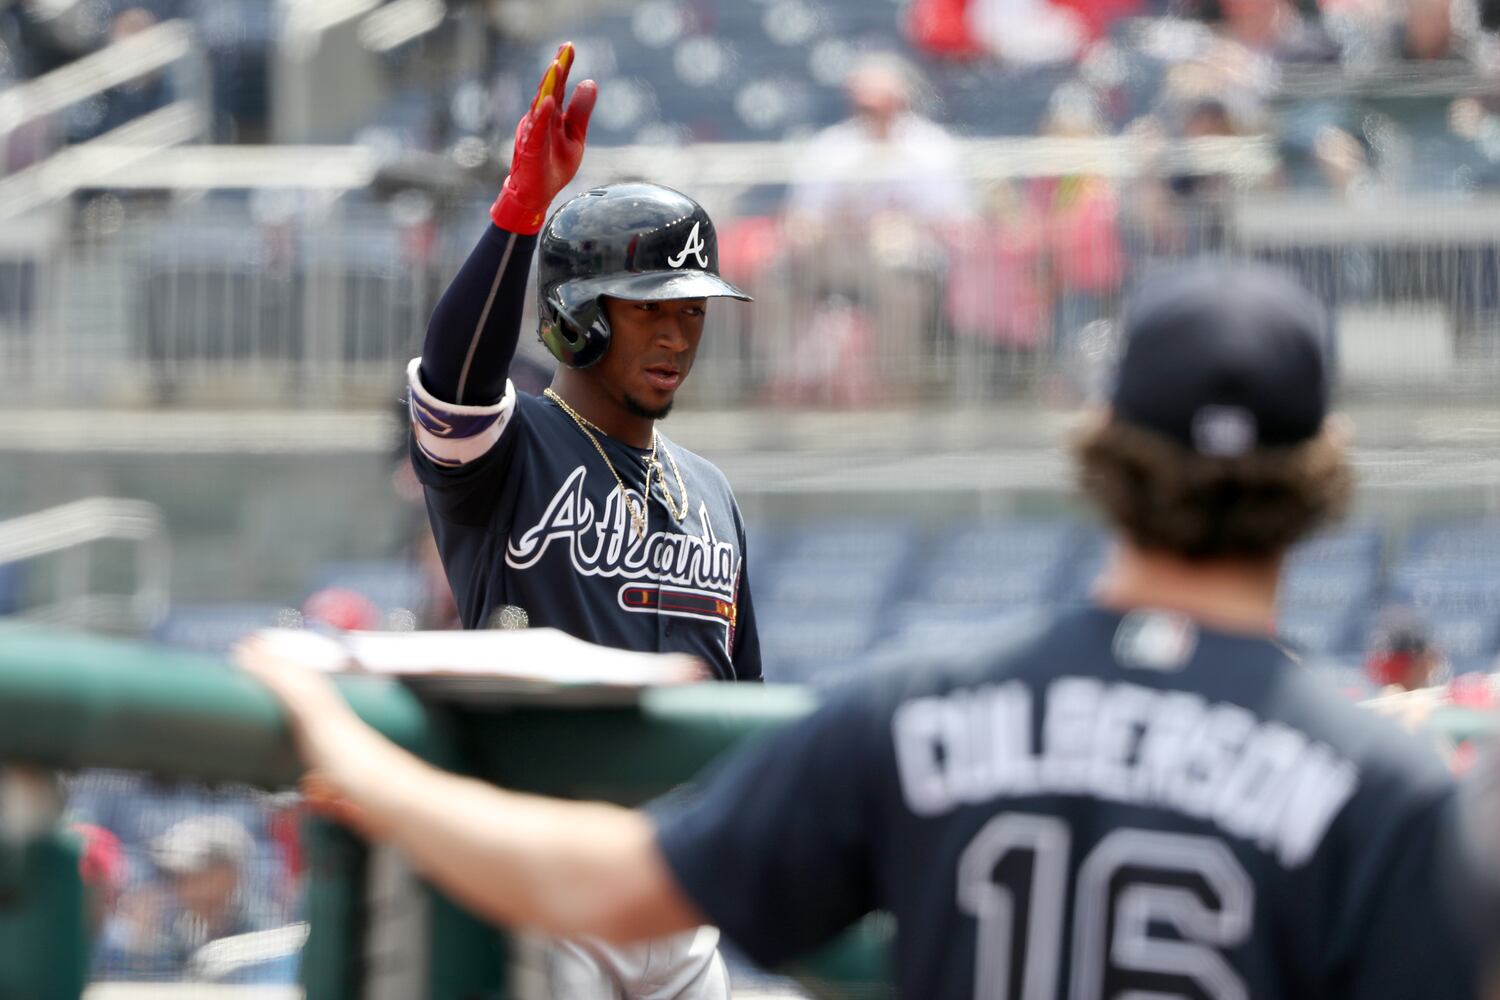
1287 525 1384 565
1058 533 1110 603
305 559 428 615
153 603 293 654
882 601 1042 654
914 562 1061 608
742 522 782 576
931 519 1079 566
368 86 443 151
780 521 918 566
755 560 900 610
1422 609 1500 675
1279 562 1381 610
495 0 930 145
752 519 915 618
1389 562 1500 615
1279 526 1384 605
1275 602 1369 657
0 561 23 616
1404 519 1500 566
756 605 880 684
930 63 1072 136
774 517 918 564
919 520 1081 605
0 259 37 331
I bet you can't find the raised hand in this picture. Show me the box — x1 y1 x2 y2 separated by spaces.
491 42 598 234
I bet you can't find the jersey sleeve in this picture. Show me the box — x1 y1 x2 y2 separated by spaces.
1448 745 1500 946
729 519 762 682
1338 788 1486 998
418 224 537 408
408 358 517 473
406 221 538 524
407 359 526 525
407 356 529 628
653 687 879 967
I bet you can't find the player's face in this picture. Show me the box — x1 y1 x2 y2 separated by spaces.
171 863 238 922
595 296 707 419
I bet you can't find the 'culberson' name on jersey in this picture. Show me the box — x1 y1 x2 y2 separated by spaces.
893 677 1358 867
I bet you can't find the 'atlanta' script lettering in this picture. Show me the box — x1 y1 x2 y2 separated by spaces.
505 466 739 596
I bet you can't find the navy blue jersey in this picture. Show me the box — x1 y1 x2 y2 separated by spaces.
408 223 759 681
410 389 759 678
656 605 1488 997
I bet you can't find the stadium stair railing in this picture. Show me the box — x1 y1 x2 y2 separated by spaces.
0 498 170 633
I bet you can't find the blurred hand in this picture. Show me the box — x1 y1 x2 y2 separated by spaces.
491 42 598 234
298 769 385 840
1450 97 1486 141
235 635 354 741
1313 125 1368 194
233 636 385 836
1366 685 1437 730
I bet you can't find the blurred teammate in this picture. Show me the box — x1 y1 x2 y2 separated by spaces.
1365 607 1443 693
150 816 261 956
99 815 281 982
404 43 759 998
242 260 1496 997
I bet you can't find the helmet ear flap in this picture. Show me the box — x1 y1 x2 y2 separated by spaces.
539 283 612 368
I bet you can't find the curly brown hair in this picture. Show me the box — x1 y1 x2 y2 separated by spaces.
1073 417 1354 561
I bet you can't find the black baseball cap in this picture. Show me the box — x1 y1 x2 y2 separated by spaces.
1110 260 1330 456
1371 606 1434 656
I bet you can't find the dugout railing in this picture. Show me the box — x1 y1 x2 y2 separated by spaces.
0 623 893 1000
2 623 1496 998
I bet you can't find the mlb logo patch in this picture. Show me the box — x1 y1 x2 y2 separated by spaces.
1113 611 1198 671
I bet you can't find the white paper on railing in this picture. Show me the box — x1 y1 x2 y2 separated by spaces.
251 627 704 690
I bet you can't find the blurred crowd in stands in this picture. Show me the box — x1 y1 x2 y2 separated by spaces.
0 0 272 158
8 0 1500 178
11 1 1500 407
8 1 1500 405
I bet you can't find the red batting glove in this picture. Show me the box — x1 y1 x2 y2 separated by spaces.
490 41 597 235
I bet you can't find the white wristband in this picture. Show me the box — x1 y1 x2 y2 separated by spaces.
407 357 516 468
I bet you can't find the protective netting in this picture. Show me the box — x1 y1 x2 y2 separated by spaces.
64 770 305 992
61 769 810 999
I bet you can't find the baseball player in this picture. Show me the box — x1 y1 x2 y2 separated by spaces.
242 260 1498 997
405 43 759 998
1365 607 1443 693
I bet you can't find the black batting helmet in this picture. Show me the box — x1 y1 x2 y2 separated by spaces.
536 182 752 368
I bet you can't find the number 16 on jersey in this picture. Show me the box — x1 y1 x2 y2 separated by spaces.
959 814 1254 1000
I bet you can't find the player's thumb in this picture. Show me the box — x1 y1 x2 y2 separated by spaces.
564 79 598 145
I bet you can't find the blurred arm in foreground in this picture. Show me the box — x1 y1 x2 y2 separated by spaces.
233 634 702 943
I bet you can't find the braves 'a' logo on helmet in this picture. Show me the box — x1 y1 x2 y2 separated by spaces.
666 222 710 269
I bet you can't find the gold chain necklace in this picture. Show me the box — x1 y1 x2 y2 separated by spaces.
543 389 689 539
544 388 649 542
648 439 689 523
